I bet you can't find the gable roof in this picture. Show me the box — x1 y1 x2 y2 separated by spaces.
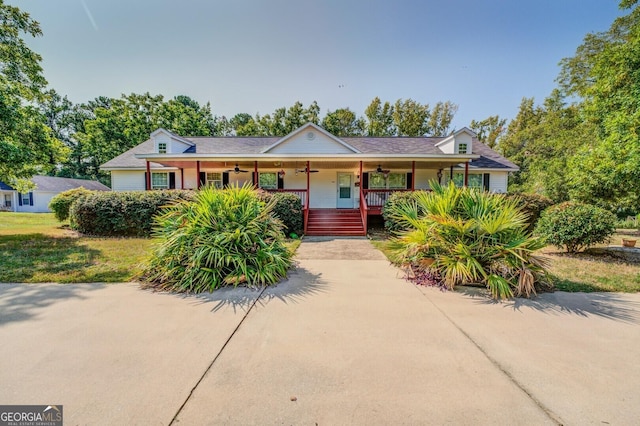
261 123 360 154
151 128 195 146
0 181 14 190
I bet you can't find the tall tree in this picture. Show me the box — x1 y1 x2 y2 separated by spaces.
364 97 396 136
321 108 365 136
392 98 430 136
558 0 640 210
0 1 67 190
470 115 507 149
428 101 458 136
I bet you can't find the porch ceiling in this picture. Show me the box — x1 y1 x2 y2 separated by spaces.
151 159 468 170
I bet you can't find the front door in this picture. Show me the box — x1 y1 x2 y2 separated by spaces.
336 172 353 208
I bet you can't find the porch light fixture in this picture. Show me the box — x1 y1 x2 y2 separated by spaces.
278 169 286 178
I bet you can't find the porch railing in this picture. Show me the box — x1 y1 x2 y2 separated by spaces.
362 189 409 209
359 189 368 233
265 189 307 209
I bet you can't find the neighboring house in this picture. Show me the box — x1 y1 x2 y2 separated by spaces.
101 123 518 235
0 176 110 213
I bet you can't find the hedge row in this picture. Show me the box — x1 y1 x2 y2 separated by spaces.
70 190 195 236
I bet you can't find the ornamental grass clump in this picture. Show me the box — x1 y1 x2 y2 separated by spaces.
140 183 292 293
387 182 550 299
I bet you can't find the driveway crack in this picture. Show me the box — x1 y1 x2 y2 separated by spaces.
414 286 565 426
168 286 267 425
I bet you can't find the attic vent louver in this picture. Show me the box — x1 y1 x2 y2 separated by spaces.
306 132 315 140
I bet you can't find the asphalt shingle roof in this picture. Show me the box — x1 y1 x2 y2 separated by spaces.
100 135 518 171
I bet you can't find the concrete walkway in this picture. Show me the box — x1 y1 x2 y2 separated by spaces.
1 237 640 425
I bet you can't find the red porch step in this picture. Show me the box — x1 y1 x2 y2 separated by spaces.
305 209 366 236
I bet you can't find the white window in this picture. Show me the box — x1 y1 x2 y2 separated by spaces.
4 194 11 208
259 172 277 189
458 143 468 154
21 192 31 205
151 172 169 189
158 142 167 154
206 172 222 189
369 172 406 189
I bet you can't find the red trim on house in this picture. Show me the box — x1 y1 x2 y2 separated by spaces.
464 162 469 187
196 160 201 189
145 161 151 190
411 161 415 190
254 161 258 186
306 160 310 207
180 168 184 189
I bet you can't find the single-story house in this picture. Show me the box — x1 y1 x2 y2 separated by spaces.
0 175 110 213
101 123 518 235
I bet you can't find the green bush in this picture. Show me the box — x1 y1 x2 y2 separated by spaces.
387 182 550 299
503 192 554 232
48 187 94 222
257 191 303 236
535 202 616 253
70 190 195 236
139 184 292 292
383 191 427 233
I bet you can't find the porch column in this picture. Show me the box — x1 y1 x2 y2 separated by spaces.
196 160 201 189
254 161 258 186
449 166 454 182
359 161 363 197
145 160 151 190
180 168 184 189
464 162 469 187
411 161 416 191
306 160 310 208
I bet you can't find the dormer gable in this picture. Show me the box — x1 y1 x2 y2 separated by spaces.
150 128 195 154
435 127 476 154
262 123 361 154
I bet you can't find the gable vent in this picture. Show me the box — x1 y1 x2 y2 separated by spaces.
306 132 315 140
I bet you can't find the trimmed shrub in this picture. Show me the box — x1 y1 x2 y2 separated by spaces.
48 187 94 222
503 192 554 232
383 191 427 233
257 191 303 237
70 190 195 236
139 184 292 292
387 182 550 299
535 202 616 253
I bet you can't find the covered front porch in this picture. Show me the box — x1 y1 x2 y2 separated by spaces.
143 158 474 236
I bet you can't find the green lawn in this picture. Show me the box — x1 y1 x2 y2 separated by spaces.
0 213 153 283
372 231 640 293
0 212 301 284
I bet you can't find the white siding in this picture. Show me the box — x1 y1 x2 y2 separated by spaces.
489 172 508 193
414 170 440 190
268 130 354 154
14 191 54 213
111 170 146 191
454 132 473 154
152 131 192 154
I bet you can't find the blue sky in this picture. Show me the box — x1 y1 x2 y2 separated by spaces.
21 0 624 130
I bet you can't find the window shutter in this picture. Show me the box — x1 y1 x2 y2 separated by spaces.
362 172 369 189
406 172 413 189
169 172 176 189
18 192 22 206
483 173 490 191
277 174 284 189
199 172 206 187
222 172 229 187
29 192 34 206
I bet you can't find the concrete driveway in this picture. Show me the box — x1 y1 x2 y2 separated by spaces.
1 237 640 425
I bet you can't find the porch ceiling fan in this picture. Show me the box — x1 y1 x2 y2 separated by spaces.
295 167 319 174
225 163 248 174
368 164 390 174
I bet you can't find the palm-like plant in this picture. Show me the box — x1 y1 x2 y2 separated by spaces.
387 182 549 299
139 183 292 293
